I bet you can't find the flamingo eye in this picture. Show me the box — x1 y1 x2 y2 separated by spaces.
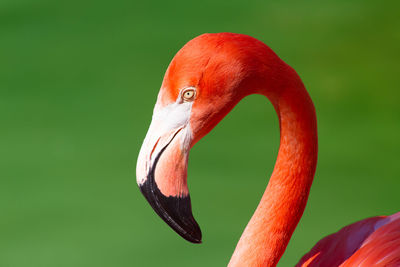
182 88 196 102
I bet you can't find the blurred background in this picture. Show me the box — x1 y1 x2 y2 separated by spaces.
1 0 399 266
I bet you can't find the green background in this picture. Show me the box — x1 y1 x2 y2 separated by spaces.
1 0 399 266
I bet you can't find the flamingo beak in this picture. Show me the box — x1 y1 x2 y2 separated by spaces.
136 103 202 243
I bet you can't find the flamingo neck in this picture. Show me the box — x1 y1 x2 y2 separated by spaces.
228 70 318 267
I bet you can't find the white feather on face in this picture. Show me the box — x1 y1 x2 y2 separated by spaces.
136 90 194 185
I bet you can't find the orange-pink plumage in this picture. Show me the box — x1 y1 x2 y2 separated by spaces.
136 32 400 266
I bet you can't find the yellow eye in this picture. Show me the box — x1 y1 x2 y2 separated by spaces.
182 88 196 102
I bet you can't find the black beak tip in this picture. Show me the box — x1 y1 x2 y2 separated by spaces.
179 227 202 244
139 179 202 244
180 218 202 244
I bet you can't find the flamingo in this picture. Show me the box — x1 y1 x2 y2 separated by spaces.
136 33 400 266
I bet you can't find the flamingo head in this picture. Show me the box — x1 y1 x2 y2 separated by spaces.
136 33 273 243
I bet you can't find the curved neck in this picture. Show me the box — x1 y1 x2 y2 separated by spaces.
229 67 318 266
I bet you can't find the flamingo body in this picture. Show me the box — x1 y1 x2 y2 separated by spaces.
136 32 400 266
298 212 400 266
